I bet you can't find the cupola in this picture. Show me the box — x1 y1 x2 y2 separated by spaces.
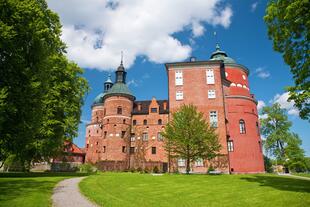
210 43 236 64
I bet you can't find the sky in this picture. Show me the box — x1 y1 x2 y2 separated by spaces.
47 0 309 156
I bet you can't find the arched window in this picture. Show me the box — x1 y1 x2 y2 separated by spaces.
158 119 162 125
117 106 122 115
239 119 246 134
133 120 137 125
143 119 147 125
123 119 126 124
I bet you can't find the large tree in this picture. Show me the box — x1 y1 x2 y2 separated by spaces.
162 105 221 174
0 0 88 169
264 0 310 121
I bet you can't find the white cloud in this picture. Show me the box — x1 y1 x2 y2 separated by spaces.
255 67 271 79
257 100 266 111
259 114 268 120
127 79 139 87
48 0 233 71
251 2 258 12
271 92 299 116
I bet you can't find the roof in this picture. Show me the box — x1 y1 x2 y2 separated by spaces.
93 92 105 105
132 100 169 115
104 82 135 100
64 141 85 154
210 44 236 64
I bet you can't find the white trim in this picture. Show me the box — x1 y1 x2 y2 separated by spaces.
103 115 131 119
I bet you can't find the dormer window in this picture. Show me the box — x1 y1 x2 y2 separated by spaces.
151 108 157 113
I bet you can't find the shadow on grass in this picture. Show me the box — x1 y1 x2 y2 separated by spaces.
241 175 310 193
0 172 91 178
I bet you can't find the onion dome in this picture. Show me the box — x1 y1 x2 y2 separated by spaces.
93 92 105 105
210 43 236 64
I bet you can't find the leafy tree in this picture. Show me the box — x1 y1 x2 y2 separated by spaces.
264 155 274 173
162 105 221 174
264 0 310 120
0 0 88 170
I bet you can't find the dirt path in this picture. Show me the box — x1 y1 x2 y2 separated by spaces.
52 177 98 207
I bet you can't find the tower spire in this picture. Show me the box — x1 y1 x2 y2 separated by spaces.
121 51 123 65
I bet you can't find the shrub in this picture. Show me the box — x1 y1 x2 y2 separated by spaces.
207 165 215 173
136 167 143 173
79 163 96 173
153 166 159 173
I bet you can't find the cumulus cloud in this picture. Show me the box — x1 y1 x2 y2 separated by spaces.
271 92 299 116
48 0 233 70
255 67 271 79
127 79 139 87
251 2 258 12
257 100 266 111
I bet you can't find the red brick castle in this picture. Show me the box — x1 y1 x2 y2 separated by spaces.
85 44 265 173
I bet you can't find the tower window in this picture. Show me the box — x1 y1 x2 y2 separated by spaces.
133 120 137 125
117 107 122 115
123 119 126 124
158 119 162 125
152 147 156 154
256 122 260 135
206 69 215 84
175 70 183 86
239 119 246 134
142 132 148 141
143 119 147 125
228 140 234 152
104 131 107 138
107 119 109 123
157 132 163 141
121 131 126 138
103 146 106 153
176 91 183 100
122 146 126 153
209 111 218 128
208 90 216 99
258 141 262 152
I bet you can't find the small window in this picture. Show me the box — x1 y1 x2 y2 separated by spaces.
157 132 163 141
178 159 185 167
133 120 137 125
152 147 156 154
107 119 109 123
258 141 262 152
228 140 234 152
158 119 162 125
97 130 99 133
239 119 246 134
117 107 122 115
209 111 218 128
256 122 260 135
208 90 216 99
121 131 126 138
104 108 106 116
151 108 157 113
175 70 183 86
195 158 203 167
130 136 135 142
130 147 135 154
142 132 148 141
103 146 106 153
123 119 126 124
143 119 147 125
96 142 99 145
206 69 215 84
176 91 183 100
104 131 107 138
122 146 126 153
86 144 89 148
88 130 90 133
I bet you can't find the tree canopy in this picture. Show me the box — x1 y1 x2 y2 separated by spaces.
0 0 88 170
264 0 310 121
162 105 221 174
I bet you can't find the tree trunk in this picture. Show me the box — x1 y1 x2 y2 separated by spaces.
186 145 190 174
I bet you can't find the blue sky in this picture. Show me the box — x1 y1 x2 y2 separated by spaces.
48 0 309 156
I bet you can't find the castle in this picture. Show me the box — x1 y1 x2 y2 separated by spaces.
85 45 265 173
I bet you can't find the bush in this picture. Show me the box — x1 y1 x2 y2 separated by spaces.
79 163 96 173
129 168 136 173
153 166 159 173
207 165 215 173
136 167 143 173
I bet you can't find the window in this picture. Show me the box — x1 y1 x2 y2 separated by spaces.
97 130 99 133
133 120 137 125
175 70 183 86
142 132 148 141
258 141 262 152
158 119 162 125
107 119 109 123
151 108 157 113
152 147 156 154
195 158 204 167
104 108 106 116
208 90 216 99
239 119 246 134
96 141 99 145
178 159 185 167
228 140 234 152
176 91 183 100
104 131 107 138
206 69 215 84
157 132 163 141
130 136 135 142
103 146 106 153
121 131 126 138
209 111 218 127
123 119 126 124
117 107 122 115
143 119 147 125
122 146 126 153
256 122 260 135
86 144 89 148
130 147 135 154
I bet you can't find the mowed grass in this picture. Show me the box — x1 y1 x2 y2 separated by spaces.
293 173 310 178
0 172 89 207
80 172 310 207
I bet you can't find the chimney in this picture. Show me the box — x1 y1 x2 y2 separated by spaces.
163 101 167 110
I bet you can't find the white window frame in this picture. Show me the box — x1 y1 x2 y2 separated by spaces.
142 132 148 141
195 158 204 167
228 140 234 152
130 136 135 142
209 111 218 128
206 69 215 84
176 91 183 100
178 158 185 167
208 90 216 99
175 70 183 86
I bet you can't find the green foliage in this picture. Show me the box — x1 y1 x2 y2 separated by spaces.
207 165 215 173
0 0 88 168
152 166 159 173
264 0 310 120
79 163 97 173
162 104 221 174
264 155 274 173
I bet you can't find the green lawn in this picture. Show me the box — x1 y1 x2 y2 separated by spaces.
292 173 310 178
80 172 310 207
0 172 89 207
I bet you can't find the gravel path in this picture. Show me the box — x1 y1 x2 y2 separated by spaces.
52 177 98 207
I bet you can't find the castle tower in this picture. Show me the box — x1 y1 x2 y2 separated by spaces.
210 44 265 173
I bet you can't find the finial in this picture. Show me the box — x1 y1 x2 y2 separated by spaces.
120 51 123 65
216 43 220 51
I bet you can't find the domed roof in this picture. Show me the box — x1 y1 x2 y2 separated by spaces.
210 44 236 64
105 74 113 83
104 82 134 99
93 92 105 105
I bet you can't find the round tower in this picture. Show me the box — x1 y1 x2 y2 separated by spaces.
210 44 264 173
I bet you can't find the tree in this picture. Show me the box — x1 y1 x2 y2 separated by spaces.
161 105 221 174
264 0 310 121
0 0 88 170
